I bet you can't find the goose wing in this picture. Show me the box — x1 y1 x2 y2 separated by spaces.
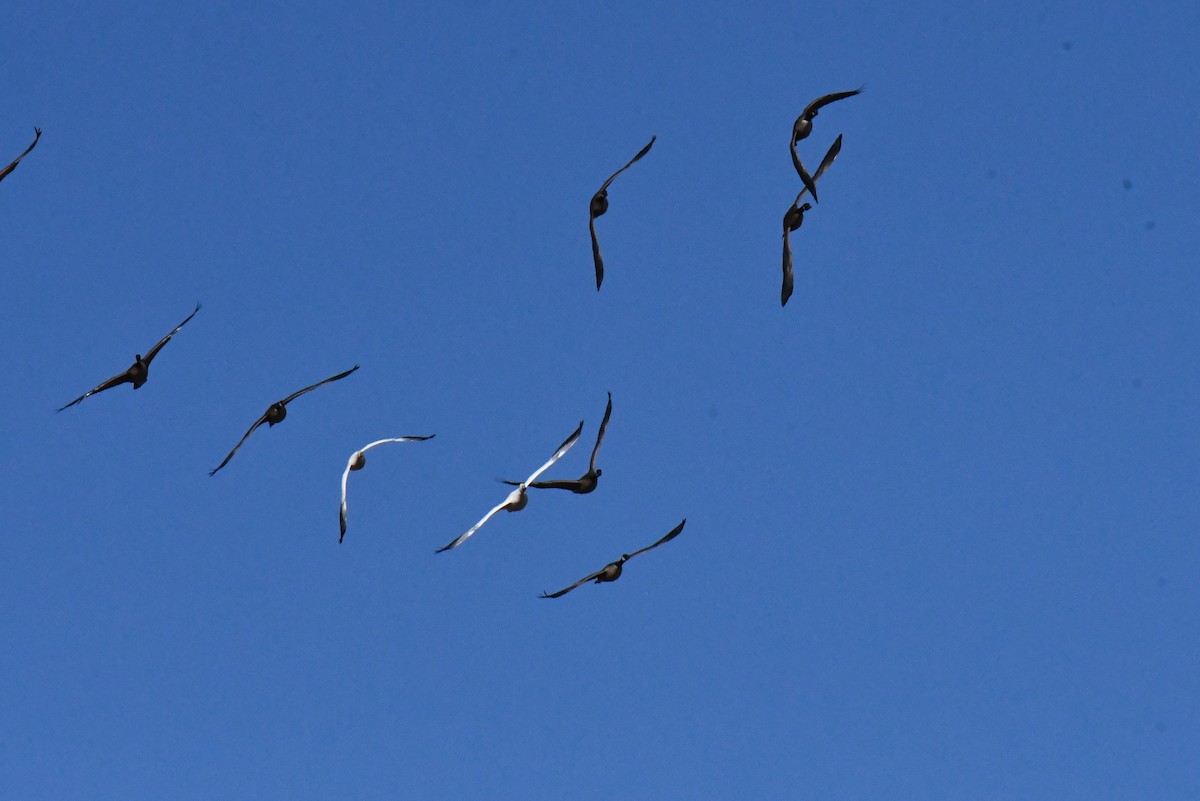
588 392 613 473
539 567 608 599
589 214 604 290
0 128 41 183
143 303 202 364
56 368 134 412
523 420 584 486
597 135 656 194
798 88 863 125
209 412 269 476
339 458 353 542
435 491 517 553
625 518 687 561
279 365 360 406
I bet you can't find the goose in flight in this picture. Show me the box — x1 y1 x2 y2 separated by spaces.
539 518 686 598
590 136 656 290
790 88 861 203
340 435 435 543
782 134 842 307
502 392 611 494
435 420 584 553
209 365 360 476
0 128 41 184
57 303 202 411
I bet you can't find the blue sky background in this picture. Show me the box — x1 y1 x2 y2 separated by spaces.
3 1 1198 798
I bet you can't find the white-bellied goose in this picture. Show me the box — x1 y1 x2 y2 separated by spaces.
782 134 842 307
435 421 583 553
590 136 655 290
0 128 40 184
57 303 201 412
502 392 611 494
340 435 435 543
209 365 360 476
539 518 686 598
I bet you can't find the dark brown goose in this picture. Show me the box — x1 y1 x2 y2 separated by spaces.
539 518 686 599
0 128 41 184
209 365 360 476
789 88 861 203
590 136 656 290
502 392 611 494
340 435 435 543
782 134 842 307
57 303 202 412
436 421 584 553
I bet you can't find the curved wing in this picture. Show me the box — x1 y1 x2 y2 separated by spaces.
589 214 604 290
597 135 656 194
523 420 584 486
435 491 518 553
359 434 436 454
625 518 687 562
143 303 202 364
0 128 41 183
794 135 843 205
588 392 613 473
339 459 353 543
209 413 269 476
799 88 863 124
56 369 134 412
279 365 360 406
539 567 607 599
781 228 794 307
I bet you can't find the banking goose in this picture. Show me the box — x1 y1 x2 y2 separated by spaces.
589 136 656 290
209 365 360 476
340 435 435 543
539 518 686 598
57 303 201 412
789 88 861 203
435 421 583 553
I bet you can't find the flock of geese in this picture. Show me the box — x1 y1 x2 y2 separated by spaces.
9 88 859 599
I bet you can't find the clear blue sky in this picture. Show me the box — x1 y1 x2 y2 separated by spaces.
3 2 1197 798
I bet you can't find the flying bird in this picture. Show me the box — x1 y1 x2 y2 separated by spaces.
539 518 687 599
57 303 202 412
340 435 435 543
502 392 612 494
789 88 861 203
209 365 360 476
782 134 842 307
589 136 656 290
435 420 584 553
0 128 41 183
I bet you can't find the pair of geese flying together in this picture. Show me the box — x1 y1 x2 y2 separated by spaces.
436 393 613 553
590 137 655 290
56 303 363 478
782 88 861 306
1 128 40 184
